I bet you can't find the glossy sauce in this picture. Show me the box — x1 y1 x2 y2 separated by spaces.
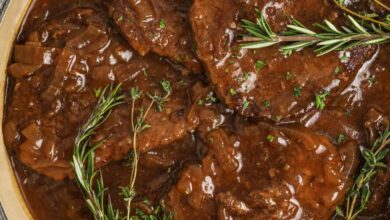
3 0 390 219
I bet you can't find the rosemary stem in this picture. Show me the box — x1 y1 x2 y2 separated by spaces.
241 33 390 43
333 0 390 27
374 0 390 11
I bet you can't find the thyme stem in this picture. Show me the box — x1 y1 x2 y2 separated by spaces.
123 80 172 219
126 99 155 220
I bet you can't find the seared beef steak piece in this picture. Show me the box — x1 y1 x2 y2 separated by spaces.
189 0 377 120
105 0 202 74
166 120 354 219
4 8 200 180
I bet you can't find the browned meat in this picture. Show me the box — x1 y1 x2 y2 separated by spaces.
4 0 390 219
300 109 363 144
189 0 377 120
105 0 202 74
5 8 200 180
166 121 351 219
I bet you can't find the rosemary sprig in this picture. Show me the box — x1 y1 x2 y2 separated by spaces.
122 80 172 220
336 129 390 220
241 10 390 56
71 84 125 220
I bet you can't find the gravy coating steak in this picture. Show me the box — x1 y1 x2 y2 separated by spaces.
189 0 377 120
166 120 356 219
105 0 202 74
4 8 200 180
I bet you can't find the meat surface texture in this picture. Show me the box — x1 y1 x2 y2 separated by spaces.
105 0 202 74
189 0 377 120
4 8 200 180
166 120 352 219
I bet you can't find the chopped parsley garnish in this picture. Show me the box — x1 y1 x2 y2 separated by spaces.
198 93 217 106
159 19 167 29
243 72 250 81
266 134 275 142
206 93 217 103
229 88 237 96
315 91 329 110
340 52 350 63
117 16 124 22
337 134 346 144
242 97 250 111
293 86 302 97
142 68 148 77
263 100 270 108
334 66 340 75
273 115 282 122
255 60 266 71
368 76 376 84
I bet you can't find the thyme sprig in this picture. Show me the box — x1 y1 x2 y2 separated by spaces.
71 84 125 220
122 80 172 220
336 129 390 220
241 10 390 56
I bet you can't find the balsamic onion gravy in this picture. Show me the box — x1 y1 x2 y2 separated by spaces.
3 0 390 219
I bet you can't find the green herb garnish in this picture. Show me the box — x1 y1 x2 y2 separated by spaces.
263 100 270 108
123 81 172 220
255 60 266 71
315 91 329 110
293 86 302 97
240 10 390 56
266 134 275 142
72 84 125 220
159 19 167 29
229 88 238 96
242 97 250 111
336 129 389 220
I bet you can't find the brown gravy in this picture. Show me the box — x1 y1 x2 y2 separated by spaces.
3 0 390 219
